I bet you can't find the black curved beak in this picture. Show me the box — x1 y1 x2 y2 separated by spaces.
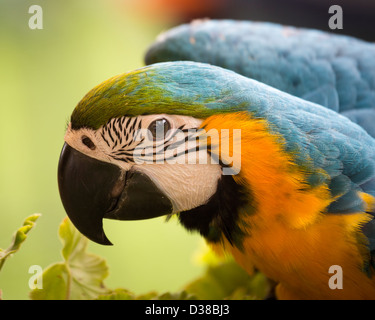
57 143 173 245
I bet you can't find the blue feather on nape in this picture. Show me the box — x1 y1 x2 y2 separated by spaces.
301 85 339 112
341 109 375 138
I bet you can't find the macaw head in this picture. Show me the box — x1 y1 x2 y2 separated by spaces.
58 62 247 245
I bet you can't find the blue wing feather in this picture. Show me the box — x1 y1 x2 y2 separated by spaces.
145 20 375 135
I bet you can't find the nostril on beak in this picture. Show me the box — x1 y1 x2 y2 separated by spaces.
106 170 127 214
110 170 127 199
106 197 119 213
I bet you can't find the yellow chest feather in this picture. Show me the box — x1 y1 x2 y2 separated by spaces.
202 112 375 299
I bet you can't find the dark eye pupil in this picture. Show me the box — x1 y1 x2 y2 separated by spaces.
148 118 170 140
82 136 96 150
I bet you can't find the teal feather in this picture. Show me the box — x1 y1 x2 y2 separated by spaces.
145 20 375 137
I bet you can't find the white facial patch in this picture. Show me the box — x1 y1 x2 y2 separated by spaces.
134 163 222 213
64 114 223 213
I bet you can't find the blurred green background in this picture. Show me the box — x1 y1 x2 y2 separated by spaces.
0 0 205 300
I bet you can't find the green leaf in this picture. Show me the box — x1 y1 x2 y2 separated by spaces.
0 214 41 272
30 217 109 300
96 289 196 300
96 288 135 300
184 258 270 300
27 216 269 300
29 263 69 300
154 291 196 300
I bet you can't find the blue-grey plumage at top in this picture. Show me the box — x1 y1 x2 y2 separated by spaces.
145 19 375 137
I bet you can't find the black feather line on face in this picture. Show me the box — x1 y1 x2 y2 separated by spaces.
117 118 123 133
107 128 115 143
139 130 199 161
101 133 110 147
178 174 253 249
102 116 204 164
101 116 142 156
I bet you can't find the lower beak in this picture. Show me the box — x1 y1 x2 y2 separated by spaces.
57 143 173 245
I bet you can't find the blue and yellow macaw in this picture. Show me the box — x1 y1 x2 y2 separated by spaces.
58 20 375 299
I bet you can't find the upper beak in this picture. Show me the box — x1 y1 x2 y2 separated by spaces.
57 143 173 245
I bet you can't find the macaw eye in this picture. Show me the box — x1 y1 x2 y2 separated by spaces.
148 118 171 141
82 136 96 150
